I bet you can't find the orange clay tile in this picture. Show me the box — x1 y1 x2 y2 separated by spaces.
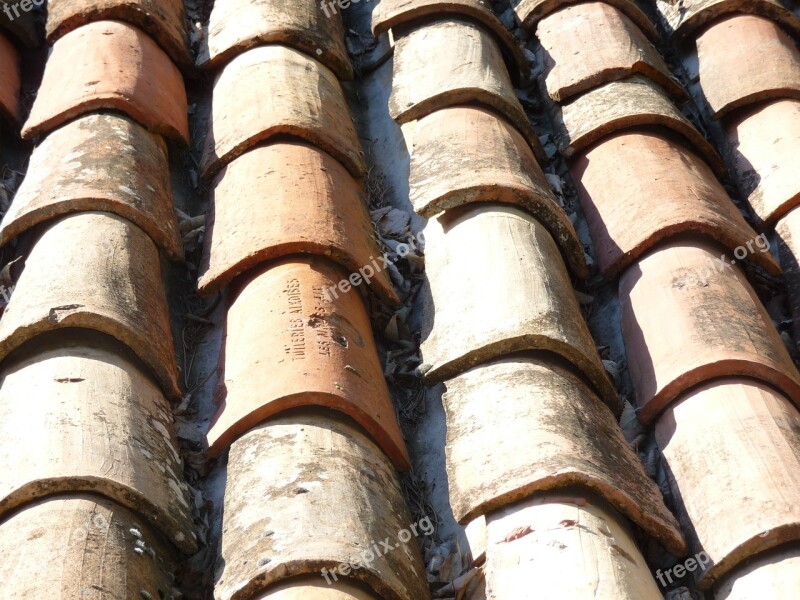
620 237 800 424
408 105 587 278
656 379 800 590
200 45 365 181
0 212 181 400
420 205 620 413
1 113 182 260
199 0 351 79
513 0 658 41
570 129 780 279
725 100 800 228
656 0 800 40
258 578 380 599
485 495 664 600
714 545 800 600
775 207 800 345
553 76 726 175
442 357 686 555
370 0 526 81
46 0 191 68
697 14 800 120
0 31 19 126
537 2 682 102
207 257 410 468
217 413 428 600
23 20 188 143
389 19 546 162
0 497 176 599
0 343 196 554
198 142 397 304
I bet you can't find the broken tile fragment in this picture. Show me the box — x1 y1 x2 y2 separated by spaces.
200 45 365 180
620 237 800 423
571 129 780 278
2 113 182 260
198 142 397 303
23 20 189 143
408 105 586 277
537 2 682 102
217 412 427 600
443 357 686 554
0 212 181 400
697 14 800 119
208 257 410 469
198 0 352 80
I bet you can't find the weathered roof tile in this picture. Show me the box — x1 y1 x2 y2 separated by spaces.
655 0 800 40
513 0 659 40
714 545 800 600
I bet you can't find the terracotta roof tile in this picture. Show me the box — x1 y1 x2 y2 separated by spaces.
200 45 365 181
553 75 726 175
207 257 410 468
198 0 353 80
513 0 659 41
655 379 800 590
0 343 196 554
1 113 183 260
0 31 20 127
0 497 177 598
620 237 800 424
0 212 181 400
22 20 189 143
45 0 191 69
408 105 587 277
537 2 683 102
725 99 800 228
485 494 664 599
256 577 380 599
714 545 800 599
570 128 780 278
389 18 546 162
696 14 800 119
655 0 800 40
442 357 686 554
217 413 428 600
420 205 619 413
370 0 527 80
198 142 398 303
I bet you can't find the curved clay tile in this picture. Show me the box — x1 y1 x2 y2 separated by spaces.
198 142 398 304
370 0 527 81
620 237 800 424
257 578 380 599
408 105 587 277
0 497 177 599
512 0 659 41
656 379 800 590
0 344 196 554
1 113 183 260
570 129 780 278
656 0 800 40
0 212 181 400
697 14 800 119
725 99 800 228
714 545 800 600
537 2 683 102
420 205 620 413
207 257 410 469
217 414 428 600
553 76 726 175
0 32 20 126
197 0 353 80
485 494 664 599
22 20 188 143
442 357 686 554
388 18 546 162
46 0 191 69
200 45 365 181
